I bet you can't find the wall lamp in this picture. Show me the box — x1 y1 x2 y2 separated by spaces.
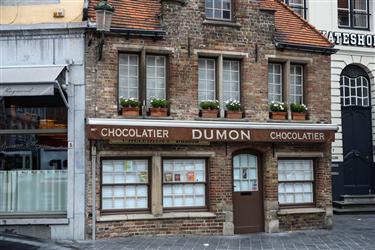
95 0 114 61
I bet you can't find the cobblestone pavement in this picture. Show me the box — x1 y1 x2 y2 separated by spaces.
67 215 375 250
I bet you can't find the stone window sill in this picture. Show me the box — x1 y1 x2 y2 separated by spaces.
97 212 216 222
0 218 69 225
195 117 249 122
203 19 241 28
278 208 325 215
118 115 174 120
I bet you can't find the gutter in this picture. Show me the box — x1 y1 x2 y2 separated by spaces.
275 40 338 54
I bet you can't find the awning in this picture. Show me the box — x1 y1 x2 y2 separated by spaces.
0 65 69 108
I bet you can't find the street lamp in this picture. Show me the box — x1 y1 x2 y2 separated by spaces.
95 0 115 60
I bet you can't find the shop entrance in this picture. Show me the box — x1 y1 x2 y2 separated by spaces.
232 153 263 233
340 65 374 195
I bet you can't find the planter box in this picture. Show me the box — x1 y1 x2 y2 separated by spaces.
201 109 219 118
150 107 168 117
122 107 140 117
227 111 243 119
270 112 287 120
292 112 307 121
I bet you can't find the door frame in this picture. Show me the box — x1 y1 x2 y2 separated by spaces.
231 148 264 233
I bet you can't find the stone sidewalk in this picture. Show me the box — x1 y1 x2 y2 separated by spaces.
67 214 375 250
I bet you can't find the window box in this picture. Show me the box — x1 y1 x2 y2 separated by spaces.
292 112 307 121
270 111 287 120
201 109 219 118
226 110 242 119
122 107 140 117
149 107 168 117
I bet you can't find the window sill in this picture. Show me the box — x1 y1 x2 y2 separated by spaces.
278 207 325 215
203 19 241 28
0 218 69 225
118 115 174 120
97 211 216 222
267 119 320 123
195 117 250 122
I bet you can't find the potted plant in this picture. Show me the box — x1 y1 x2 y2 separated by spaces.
200 100 219 118
269 101 287 120
291 103 308 120
119 97 140 117
149 97 169 117
225 99 243 119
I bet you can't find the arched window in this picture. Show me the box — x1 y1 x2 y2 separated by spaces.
340 65 370 107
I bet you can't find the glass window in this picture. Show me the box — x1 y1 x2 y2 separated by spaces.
268 63 282 102
163 159 206 208
205 0 231 20
119 54 139 99
223 60 240 102
340 75 369 106
102 159 149 210
0 95 68 214
289 65 303 104
278 159 314 205
146 55 166 100
284 0 307 18
233 154 258 192
198 58 216 102
338 0 369 29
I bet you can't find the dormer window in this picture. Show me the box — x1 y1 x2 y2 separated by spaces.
205 0 231 21
283 0 307 19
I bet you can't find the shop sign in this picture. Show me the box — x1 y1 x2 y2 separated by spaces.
321 30 375 47
0 84 54 96
87 125 335 143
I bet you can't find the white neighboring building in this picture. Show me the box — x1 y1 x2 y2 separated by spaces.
284 0 375 201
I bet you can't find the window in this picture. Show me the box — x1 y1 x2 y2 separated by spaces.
268 63 304 104
278 159 314 205
284 0 307 18
119 53 167 103
233 154 258 192
205 0 231 20
338 0 370 29
163 159 206 208
101 159 149 211
340 65 370 107
198 58 240 103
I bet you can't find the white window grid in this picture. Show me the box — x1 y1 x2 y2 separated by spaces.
233 154 258 192
101 159 149 210
119 54 139 100
223 60 240 102
268 63 282 102
353 0 368 28
198 58 216 102
341 75 369 107
205 0 231 20
289 65 303 104
278 159 314 205
163 159 206 208
285 0 305 18
146 55 166 100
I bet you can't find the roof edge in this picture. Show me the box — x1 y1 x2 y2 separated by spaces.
275 41 338 54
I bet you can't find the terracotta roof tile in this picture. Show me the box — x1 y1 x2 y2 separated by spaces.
88 0 162 31
260 0 333 48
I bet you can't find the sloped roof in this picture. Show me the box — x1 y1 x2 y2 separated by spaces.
259 0 334 49
88 0 162 31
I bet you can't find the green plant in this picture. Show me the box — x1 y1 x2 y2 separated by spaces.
200 100 219 110
119 97 140 108
225 99 241 111
150 97 170 108
269 101 287 112
290 103 308 113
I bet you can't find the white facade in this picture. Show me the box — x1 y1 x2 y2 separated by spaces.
305 0 375 163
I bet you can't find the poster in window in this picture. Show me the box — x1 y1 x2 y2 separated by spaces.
138 171 148 183
174 173 181 182
164 172 173 182
187 171 195 182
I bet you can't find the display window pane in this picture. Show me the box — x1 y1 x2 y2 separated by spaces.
163 159 206 208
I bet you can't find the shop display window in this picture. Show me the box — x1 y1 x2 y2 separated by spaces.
163 159 206 208
278 159 314 205
101 159 149 211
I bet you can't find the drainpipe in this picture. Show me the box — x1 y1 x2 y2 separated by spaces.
91 142 97 240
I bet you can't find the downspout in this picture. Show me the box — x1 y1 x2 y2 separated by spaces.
91 142 97 240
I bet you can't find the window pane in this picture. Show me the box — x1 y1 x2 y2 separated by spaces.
233 154 258 192
205 0 231 20
102 159 148 184
268 63 282 102
289 65 303 104
223 60 240 102
338 0 349 8
119 54 139 99
146 55 166 100
198 58 216 102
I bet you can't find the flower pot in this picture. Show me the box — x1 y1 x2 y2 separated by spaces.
292 112 307 120
201 109 219 118
227 110 242 119
270 112 287 120
122 107 140 117
150 107 168 117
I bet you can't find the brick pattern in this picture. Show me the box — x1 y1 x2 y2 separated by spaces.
279 213 326 231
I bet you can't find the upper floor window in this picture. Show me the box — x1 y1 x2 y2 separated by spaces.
0 0 59 5
205 0 231 20
284 0 307 19
338 0 370 29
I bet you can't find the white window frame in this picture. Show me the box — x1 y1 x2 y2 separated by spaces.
289 64 304 104
223 60 240 102
268 63 283 103
198 58 216 102
284 0 307 18
341 75 369 107
146 55 166 101
119 54 139 100
338 0 369 29
205 0 232 21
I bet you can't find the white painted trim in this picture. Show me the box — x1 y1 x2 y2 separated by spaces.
194 49 248 58
86 118 338 131
278 208 325 215
0 22 88 31
97 212 216 222
0 218 69 225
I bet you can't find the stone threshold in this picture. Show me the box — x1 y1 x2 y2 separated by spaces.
97 212 216 222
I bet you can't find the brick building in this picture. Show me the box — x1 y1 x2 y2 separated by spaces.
85 0 337 239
